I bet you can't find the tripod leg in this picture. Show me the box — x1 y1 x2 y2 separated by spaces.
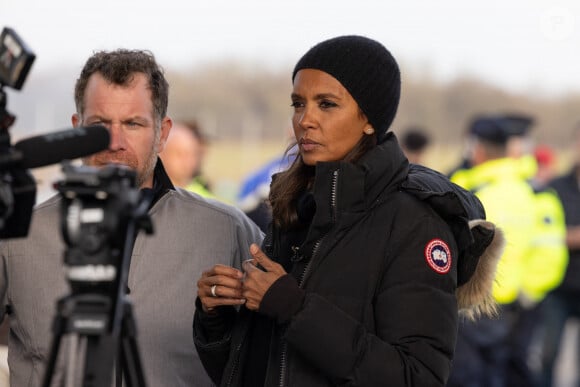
42 315 65 387
65 334 81 386
119 302 147 387
82 334 117 387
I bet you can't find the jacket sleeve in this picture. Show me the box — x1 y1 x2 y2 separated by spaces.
283 210 458 386
232 205 266 269
192 205 263 384
193 300 237 385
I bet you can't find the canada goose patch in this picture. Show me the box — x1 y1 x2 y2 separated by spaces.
425 239 451 274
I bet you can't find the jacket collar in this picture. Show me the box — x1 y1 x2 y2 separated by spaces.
297 132 408 250
311 131 409 218
146 158 175 209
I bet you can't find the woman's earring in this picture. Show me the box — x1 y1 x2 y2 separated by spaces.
364 127 375 135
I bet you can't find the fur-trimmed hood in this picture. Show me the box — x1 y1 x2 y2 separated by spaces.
401 162 504 320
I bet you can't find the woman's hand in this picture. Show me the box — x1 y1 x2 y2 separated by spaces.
242 244 287 311
197 264 245 313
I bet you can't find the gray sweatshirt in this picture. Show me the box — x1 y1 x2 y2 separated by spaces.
0 187 264 386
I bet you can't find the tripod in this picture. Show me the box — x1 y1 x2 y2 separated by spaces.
42 293 145 387
42 163 153 387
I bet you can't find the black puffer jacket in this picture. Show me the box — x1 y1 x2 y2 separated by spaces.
194 133 502 387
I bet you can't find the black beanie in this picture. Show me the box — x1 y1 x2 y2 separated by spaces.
292 35 401 143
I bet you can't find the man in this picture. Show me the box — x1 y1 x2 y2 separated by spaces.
159 120 217 199
500 114 568 386
538 123 580 387
0 49 263 386
399 126 431 165
533 144 558 189
236 150 295 232
448 115 537 387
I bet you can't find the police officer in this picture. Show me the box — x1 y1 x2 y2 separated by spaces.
448 115 537 387
501 115 569 386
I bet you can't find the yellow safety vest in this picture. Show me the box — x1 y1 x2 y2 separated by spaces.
451 158 536 304
521 188 569 302
185 178 218 200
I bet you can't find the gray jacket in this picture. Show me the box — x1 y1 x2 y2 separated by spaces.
0 169 264 386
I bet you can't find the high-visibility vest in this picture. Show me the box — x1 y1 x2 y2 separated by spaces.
451 157 536 304
521 187 569 302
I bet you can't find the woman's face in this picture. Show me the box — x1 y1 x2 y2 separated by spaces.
291 69 370 166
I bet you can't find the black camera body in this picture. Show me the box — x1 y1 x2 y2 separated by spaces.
0 27 36 239
55 162 153 296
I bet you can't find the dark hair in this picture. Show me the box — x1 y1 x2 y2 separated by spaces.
269 133 376 229
74 49 169 124
402 128 430 151
180 119 208 145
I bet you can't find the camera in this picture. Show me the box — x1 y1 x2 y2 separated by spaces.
43 162 153 386
0 26 150 385
56 162 153 296
0 26 36 238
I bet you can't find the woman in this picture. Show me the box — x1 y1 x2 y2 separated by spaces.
194 35 503 386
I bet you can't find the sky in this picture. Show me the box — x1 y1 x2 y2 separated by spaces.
1 0 579 97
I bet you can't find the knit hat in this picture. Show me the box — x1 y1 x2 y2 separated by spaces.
292 35 401 143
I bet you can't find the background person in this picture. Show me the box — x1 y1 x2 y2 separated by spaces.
449 115 537 387
399 126 431 165
498 115 569 387
193 35 502 387
0 49 263 386
236 148 296 232
538 123 580 387
159 119 217 198
532 144 558 190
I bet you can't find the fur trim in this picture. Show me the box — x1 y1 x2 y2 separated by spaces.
457 220 505 320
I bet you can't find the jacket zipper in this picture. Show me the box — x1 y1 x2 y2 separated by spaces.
278 169 339 387
225 310 253 387
225 335 244 387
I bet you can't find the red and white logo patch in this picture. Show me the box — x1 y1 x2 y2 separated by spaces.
424 239 452 274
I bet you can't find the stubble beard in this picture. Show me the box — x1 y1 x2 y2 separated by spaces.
82 142 158 189
138 143 158 188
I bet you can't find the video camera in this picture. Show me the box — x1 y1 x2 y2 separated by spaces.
0 27 110 239
56 162 153 298
40 162 153 386
0 26 36 238
0 26 151 386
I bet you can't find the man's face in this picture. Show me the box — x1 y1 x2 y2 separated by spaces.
72 72 171 188
159 124 204 188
